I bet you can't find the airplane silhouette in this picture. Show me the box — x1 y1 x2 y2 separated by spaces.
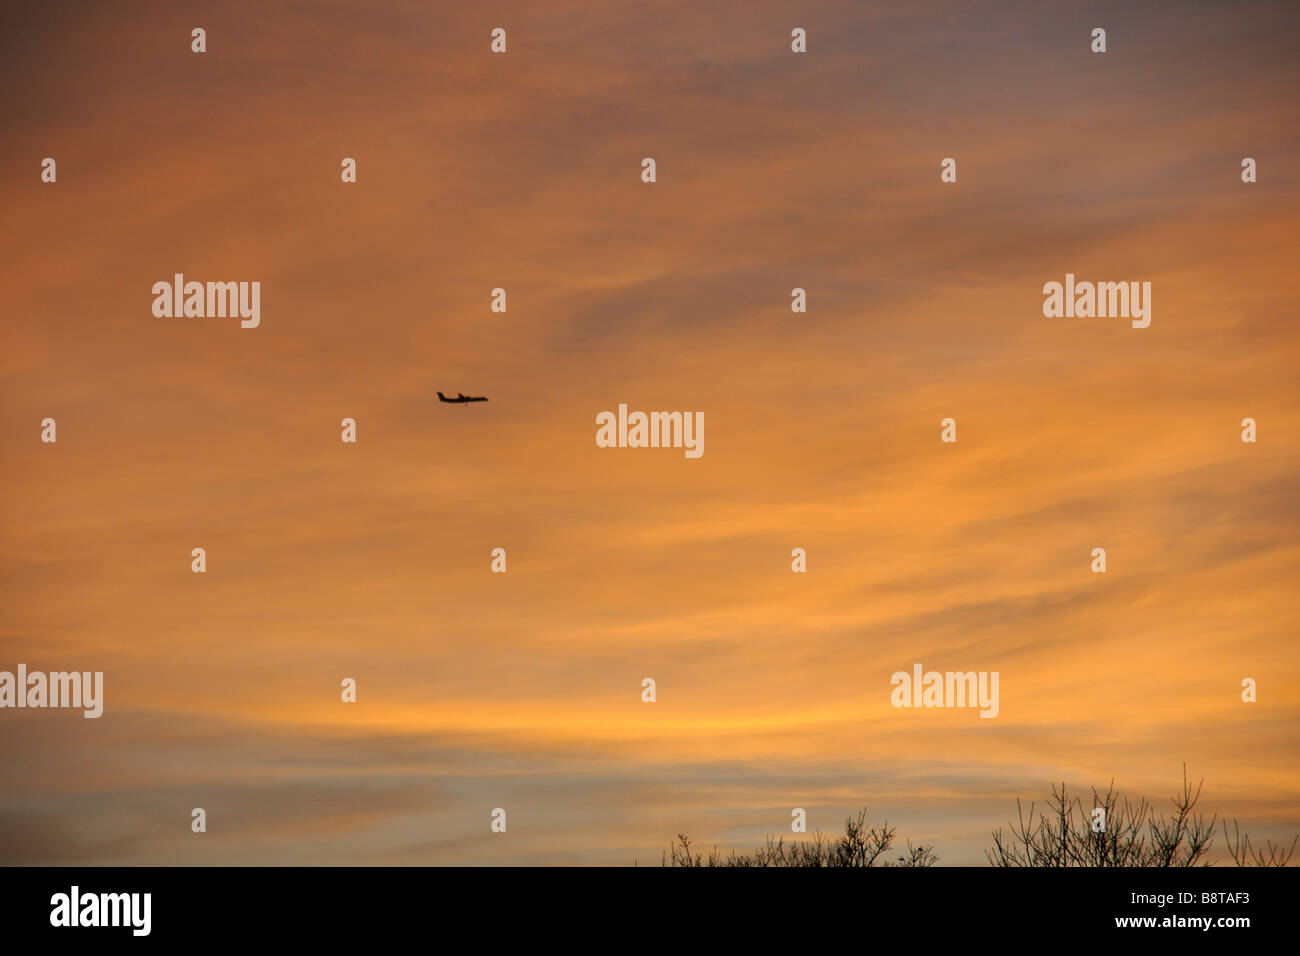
438 391 489 404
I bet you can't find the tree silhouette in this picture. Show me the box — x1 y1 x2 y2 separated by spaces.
987 765 1297 867
664 807 937 867
662 769 1297 867
665 775 1294 868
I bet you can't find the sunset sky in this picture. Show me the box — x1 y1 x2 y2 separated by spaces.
1 0 1297 865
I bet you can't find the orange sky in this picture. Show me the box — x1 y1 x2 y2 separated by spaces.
1 0 1297 864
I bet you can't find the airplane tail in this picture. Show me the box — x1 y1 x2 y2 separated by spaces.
437 391 446 400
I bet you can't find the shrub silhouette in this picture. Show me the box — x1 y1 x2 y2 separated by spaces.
664 807 937 867
987 766 1298 867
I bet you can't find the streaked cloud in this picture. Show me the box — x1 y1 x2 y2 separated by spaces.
1 0 1297 865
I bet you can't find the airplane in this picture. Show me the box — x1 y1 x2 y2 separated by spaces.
438 391 489 404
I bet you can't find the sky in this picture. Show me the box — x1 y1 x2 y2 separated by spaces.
1 0 1297 865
